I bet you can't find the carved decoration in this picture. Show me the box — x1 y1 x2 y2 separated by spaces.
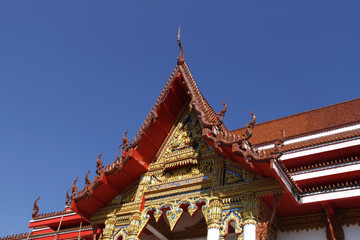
274 127 285 155
121 186 137 204
177 25 185 66
126 210 150 240
125 197 210 238
256 222 269 240
206 110 256 154
122 129 129 150
233 125 285 168
85 170 91 186
256 193 283 240
103 214 117 239
153 111 212 174
157 165 201 184
202 196 222 229
32 197 40 219
71 177 78 200
165 205 184 231
96 152 104 176
153 207 163 222
116 146 122 162
224 170 242 185
113 227 128 240
65 188 70 206
116 130 129 162
220 211 243 237
84 179 94 199
242 193 258 225
198 160 213 175
217 100 228 122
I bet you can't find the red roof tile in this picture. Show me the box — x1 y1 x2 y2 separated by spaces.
231 98 360 145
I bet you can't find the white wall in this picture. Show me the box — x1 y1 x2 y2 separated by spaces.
277 224 360 240
344 224 360 240
277 228 326 240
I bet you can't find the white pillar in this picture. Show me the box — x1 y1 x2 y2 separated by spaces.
207 227 220 240
243 223 256 240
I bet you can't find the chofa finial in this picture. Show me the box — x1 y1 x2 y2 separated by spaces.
116 130 129 160
177 26 185 65
32 197 40 219
218 100 228 118
65 188 70 206
71 177 78 200
96 152 103 176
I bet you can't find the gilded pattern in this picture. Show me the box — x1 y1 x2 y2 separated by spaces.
220 210 243 237
89 109 281 239
111 185 138 204
113 227 128 240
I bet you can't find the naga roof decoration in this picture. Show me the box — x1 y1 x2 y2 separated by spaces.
68 26 285 221
0 232 29 240
70 177 78 200
32 197 40 219
65 188 70 206
217 100 228 121
95 152 103 176
32 208 71 220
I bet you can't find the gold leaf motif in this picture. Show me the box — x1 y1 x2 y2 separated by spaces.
153 209 163 222
225 171 242 185
121 186 137 203
187 204 198 217
166 207 184 231
220 211 243 237
155 110 208 167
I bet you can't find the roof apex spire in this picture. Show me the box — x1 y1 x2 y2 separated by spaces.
177 26 185 65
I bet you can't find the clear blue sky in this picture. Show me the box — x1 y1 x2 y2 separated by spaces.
0 1 359 235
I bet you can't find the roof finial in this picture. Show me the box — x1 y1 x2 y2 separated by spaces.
71 177 78 200
96 152 103 176
177 26 185 66
116 130 129 160
65 188 70 206
85 170 91 185
32 197 40 219
217 100 228 121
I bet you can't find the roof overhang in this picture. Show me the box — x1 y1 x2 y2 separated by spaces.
269 136 360 216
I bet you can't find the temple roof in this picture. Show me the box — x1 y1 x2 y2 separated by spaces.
30 29 360 226
231 98 360 146
69 29 257 221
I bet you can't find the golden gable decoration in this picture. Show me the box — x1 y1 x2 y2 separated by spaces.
152 109 212 171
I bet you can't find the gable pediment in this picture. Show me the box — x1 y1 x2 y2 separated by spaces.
151 108 213 172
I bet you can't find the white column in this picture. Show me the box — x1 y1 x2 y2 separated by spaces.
243 223 256 240
207 227 220 240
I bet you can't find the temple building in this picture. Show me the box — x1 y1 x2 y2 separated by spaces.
1 29 360 240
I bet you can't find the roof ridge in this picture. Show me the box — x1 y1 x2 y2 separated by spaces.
180 61 227 131
33 208 72 220
0 232 28 240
